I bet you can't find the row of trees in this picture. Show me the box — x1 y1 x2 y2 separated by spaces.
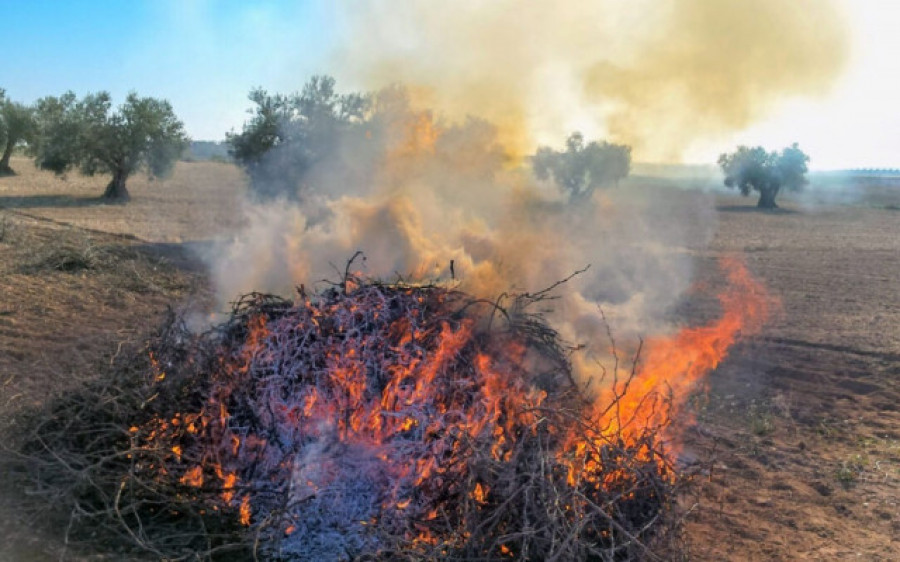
226 75 632 203
2 77 808 208
226 76 809 208
0 89 187 201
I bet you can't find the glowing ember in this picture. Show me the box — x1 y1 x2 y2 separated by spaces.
121 257 768 559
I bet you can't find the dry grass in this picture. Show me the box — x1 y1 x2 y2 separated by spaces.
0 212 208 560
0 211 204 410
0 156 247 242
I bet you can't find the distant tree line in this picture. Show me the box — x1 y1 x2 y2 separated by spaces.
0 88 188 201
183 140 232 163
4 78 816 211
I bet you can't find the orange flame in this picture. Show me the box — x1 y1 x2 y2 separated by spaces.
140 257 770 544
563 256 771 481
239 495 251 526
180 465 203 487
599 257 767 435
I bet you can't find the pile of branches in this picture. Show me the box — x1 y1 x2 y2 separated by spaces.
2 276 679 561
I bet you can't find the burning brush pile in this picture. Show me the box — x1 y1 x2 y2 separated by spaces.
0 266 703 561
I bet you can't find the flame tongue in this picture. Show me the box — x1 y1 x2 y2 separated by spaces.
593 257 770 441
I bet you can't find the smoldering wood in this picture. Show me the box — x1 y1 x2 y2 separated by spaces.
1 267 680 561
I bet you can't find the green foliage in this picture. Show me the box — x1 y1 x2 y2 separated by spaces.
228 76 507 200
227 76 369 198
0 89 37 174
834 455 868 488
746 400 775 436
532 132 632 202
29 91 81 174
777 143 810 192
30 91 189 200
717 143 809 208
0 88 7 149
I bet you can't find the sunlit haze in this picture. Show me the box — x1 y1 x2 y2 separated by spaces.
1 0 898 169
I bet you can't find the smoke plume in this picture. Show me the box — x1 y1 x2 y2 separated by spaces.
209 88 716 388
209 0 837 382
333 0 849 162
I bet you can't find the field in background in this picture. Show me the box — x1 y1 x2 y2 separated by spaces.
1 157 898 560
0 157 247 242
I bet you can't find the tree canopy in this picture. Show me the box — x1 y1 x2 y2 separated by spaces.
30 91 189 201
717 143 809 209
227 76 369 199
228 76 506 200
0 89 36 175
532 133 631 202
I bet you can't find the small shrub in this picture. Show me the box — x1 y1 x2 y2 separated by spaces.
0 213 14 243
747 401 775 436
20 237 103 273
834 455 867 488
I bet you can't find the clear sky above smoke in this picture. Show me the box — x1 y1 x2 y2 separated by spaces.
1 0 898 169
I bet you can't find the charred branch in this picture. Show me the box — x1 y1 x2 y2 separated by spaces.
2 278 682 560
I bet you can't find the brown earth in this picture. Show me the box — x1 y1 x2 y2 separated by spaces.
679 191 900 561
1 156 898 560
0 157 247 242
0 158 246 560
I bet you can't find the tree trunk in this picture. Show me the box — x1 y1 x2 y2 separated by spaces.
0 141 14 175
756 187 779 209
102 170 131 201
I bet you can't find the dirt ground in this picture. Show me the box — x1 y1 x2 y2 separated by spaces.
0 157 247 243
679 190 900 560
1 156 898 560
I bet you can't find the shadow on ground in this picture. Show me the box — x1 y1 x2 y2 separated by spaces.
0 195 112 209
715 205 799 214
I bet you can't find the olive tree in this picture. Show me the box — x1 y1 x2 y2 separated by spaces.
229 77 510 202
532 132 631 202
0 89 36 175
227 76 369 199
31 91 188 201
717 143 809 209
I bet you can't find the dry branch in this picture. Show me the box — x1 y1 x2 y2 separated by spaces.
2 274 681 561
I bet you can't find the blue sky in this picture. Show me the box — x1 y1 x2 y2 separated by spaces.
1 0 337 139
2 1 899 168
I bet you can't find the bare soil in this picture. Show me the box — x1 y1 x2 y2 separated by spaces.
679 191 900 561
0 157 247 242
1 157 898 560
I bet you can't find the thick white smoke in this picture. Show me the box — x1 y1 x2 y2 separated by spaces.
207 99 717 387
205 0 848 381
